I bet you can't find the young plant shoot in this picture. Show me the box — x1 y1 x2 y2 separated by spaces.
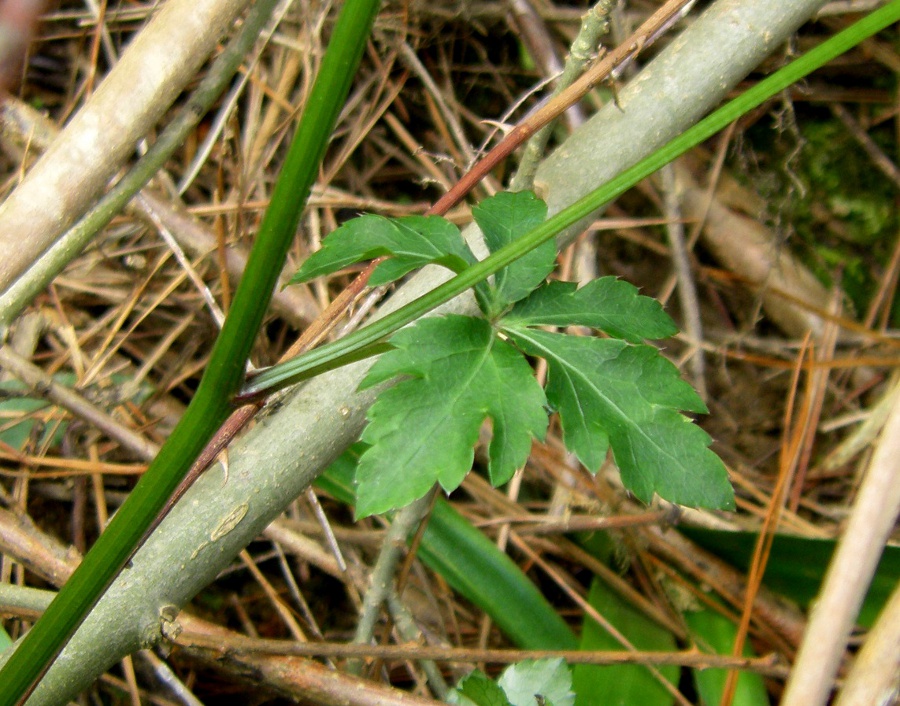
288 190 734 517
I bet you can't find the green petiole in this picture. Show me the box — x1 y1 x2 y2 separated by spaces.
240 0 900 401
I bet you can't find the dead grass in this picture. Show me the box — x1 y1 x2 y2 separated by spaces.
0 1 898 704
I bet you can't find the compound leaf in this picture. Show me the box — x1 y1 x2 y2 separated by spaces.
503 327 733 509
505 278 678 342
290 213 476 287
355 315 547 517
473 191 555 314
305 192 731 514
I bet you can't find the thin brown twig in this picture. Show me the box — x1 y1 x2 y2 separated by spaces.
0 344 160 461
176 629 790 676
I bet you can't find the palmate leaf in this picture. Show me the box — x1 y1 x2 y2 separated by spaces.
502 327 734 509
504 278 678 343
289 213 476 287
354 315 547 518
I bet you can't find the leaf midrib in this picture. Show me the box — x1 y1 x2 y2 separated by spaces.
503 327 689 470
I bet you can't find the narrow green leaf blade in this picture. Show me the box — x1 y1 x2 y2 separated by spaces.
355 315 547 517
505 329 733 509
505 278 678 342
684 608 769 706
573 578 679 706
473 191 555 309
421 498 578 650
681 527 900 628
290 214 475 286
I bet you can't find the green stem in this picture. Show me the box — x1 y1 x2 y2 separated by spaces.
0 1 381 701
240 0 900 401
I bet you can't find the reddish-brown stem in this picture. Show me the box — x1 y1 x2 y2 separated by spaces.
429 0 696 215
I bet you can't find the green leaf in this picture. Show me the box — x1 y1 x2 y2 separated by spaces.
473 191 555 313
503 328 733 509
573 578 679 706
683 607 768 706
498 658 574 706
505 278 678 343
289 214 476 286
355 315 547 517
680 527 900 628
242 4 900 402
0 394 60 450
450 670 513 706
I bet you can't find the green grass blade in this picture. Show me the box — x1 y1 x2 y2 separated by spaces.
573 578 678 706
681 527 900 629
0 1 381 701
420 499 578 650
684 608 769 706
240 0 900 400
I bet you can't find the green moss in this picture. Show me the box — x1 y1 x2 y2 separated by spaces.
802 120 895 245
735 109 898 323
